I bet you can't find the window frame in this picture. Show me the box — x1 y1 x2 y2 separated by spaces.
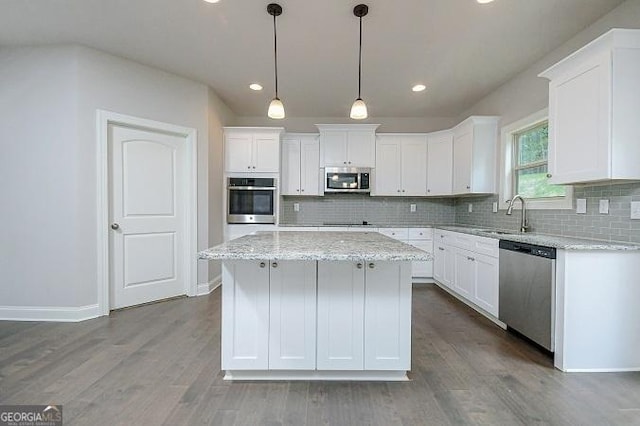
499 109 573 211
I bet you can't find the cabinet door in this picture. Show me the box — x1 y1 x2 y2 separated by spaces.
221 260 270 370
453 130 473 194
374 137 402 196
408 240 433 278
300 137 320 195
321 131 348 166
473 253 499 317
225 133 253 172
317 261 365 370
253 134 280 172
427 132 453 196
548 52 611 184
364 261 412 370
281 139 301 195
433 244 445 283
269 260 317 370
401 137 428 196
347 130 375 167
453 248 474 299
443 244 455 290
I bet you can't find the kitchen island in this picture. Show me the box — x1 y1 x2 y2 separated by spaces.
199 231 431 381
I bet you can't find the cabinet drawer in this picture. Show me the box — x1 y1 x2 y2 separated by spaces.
378 228 409 240
408 228 433 240
472 237 499 258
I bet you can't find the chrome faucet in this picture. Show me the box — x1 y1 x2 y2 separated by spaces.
506 194 529 233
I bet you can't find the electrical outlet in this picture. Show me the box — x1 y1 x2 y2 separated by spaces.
631 201 640 220
599 199 610 214
410 204 417 213
468 203 473 213
492 202 498 213
293 203 300 212
576 198 587 214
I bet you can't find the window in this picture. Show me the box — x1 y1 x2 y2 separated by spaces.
499 109 572 210
512 121 566 199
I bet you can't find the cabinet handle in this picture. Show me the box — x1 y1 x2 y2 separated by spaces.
427 189 431 193
402 189 405 192
111 223 120 230
368 263 375 269
271 262 278 268
259 262 266 268
301 189 304 192
247 166 251 169
438 247 445 251
440 235 445 238
344 161 347 164
348 161 352 164
356 262 363 269
397 189 401 193
252 166 256 169
466 185 471 190
546 173 552 178
296 189 300 192
467 256 475 261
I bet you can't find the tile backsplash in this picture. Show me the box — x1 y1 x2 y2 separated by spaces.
280 182 640 244
455 182 640 244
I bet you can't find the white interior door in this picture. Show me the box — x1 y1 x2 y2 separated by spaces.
109 124 187 309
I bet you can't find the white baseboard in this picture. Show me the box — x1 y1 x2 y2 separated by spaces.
197 275 221 296
0 304 102 322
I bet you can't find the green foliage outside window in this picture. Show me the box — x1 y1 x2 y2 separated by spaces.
514 123 565 199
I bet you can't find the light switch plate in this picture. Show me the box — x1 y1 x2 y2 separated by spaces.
294 203 300 212
599 199 609 214
631 201 640 220
576 198 587 214
410 204 417 213
468 203 473 213
492 202 498 213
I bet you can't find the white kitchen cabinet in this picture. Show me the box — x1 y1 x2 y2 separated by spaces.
453 248 475 300
224 127 283 173
427 131 454 196
452 117 499 194
379 227 433 280
407 240 433 278
539 29 640 184
221 260 270 370
364 261 412 370
268 260 317 370
433 231 455 290
374 134 428 196
281 134 320 196
316 124 379 167
317 261 365 370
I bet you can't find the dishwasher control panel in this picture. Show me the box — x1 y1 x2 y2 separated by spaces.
499 240 556 259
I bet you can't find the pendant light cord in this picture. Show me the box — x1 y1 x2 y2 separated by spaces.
273 14 279 98
358 16 362 99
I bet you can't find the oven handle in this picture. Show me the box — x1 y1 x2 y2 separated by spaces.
228 186 276 190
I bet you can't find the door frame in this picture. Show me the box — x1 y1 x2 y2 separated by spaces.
96 110 198 315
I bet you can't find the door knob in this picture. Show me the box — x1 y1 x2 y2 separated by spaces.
111 223 120 230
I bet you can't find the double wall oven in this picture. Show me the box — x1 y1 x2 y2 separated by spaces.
227 177 276 224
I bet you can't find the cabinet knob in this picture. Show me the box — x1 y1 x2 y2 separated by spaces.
368 263 375 269
546 173 552 178
344 161 347 164
111 223 120 230
397 190 401 193
259 262 266 268
301 189 304 192
438 247 445 251
356 262 363 269
348 161 352 164
467 256 475 262
427 189 431 193
296 189 300 192
466 185 471 190
247 166 251 169
252 166 256 169
402 189 405 192
271 262 278 268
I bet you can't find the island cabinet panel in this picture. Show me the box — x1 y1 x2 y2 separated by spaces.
317 261 365 370
364 261 412 370
221 260 270 370
268 260 317 370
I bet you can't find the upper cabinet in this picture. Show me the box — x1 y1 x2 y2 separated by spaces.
452 117 499 195
539 29 640 185
316 124 379 167
281 133 321 196
224 127 284 173
426 131 454 196
374 134 428 196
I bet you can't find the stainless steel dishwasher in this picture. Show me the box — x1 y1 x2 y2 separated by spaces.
499 240 556 352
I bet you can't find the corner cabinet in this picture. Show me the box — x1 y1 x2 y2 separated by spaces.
281 133 321 196
374 134 428 196
316 124 379 167
539 29 640 185
224 127 284 173
452 117 499 195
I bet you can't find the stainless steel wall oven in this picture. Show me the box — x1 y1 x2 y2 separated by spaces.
227 177 276 224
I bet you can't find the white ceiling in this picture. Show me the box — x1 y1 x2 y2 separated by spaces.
0 0 625 118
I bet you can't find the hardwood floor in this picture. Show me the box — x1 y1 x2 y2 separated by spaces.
1 285 639 425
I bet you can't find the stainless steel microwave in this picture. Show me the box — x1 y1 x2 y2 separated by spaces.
324 167 371 193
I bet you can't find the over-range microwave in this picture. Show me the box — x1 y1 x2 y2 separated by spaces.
324 167 371 193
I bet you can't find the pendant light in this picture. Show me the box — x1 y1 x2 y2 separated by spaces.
267 3 285 119
350 4 369 120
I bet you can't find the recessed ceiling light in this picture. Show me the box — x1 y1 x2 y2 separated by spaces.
203 0 220 3
412 84 427 92
249 83 263 91
477 0 494 4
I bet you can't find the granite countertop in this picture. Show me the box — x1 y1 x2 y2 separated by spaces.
437 225 640 251
199 231 432 261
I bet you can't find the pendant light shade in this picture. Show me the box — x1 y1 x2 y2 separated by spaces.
351 4 369 120
267 3 285 119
